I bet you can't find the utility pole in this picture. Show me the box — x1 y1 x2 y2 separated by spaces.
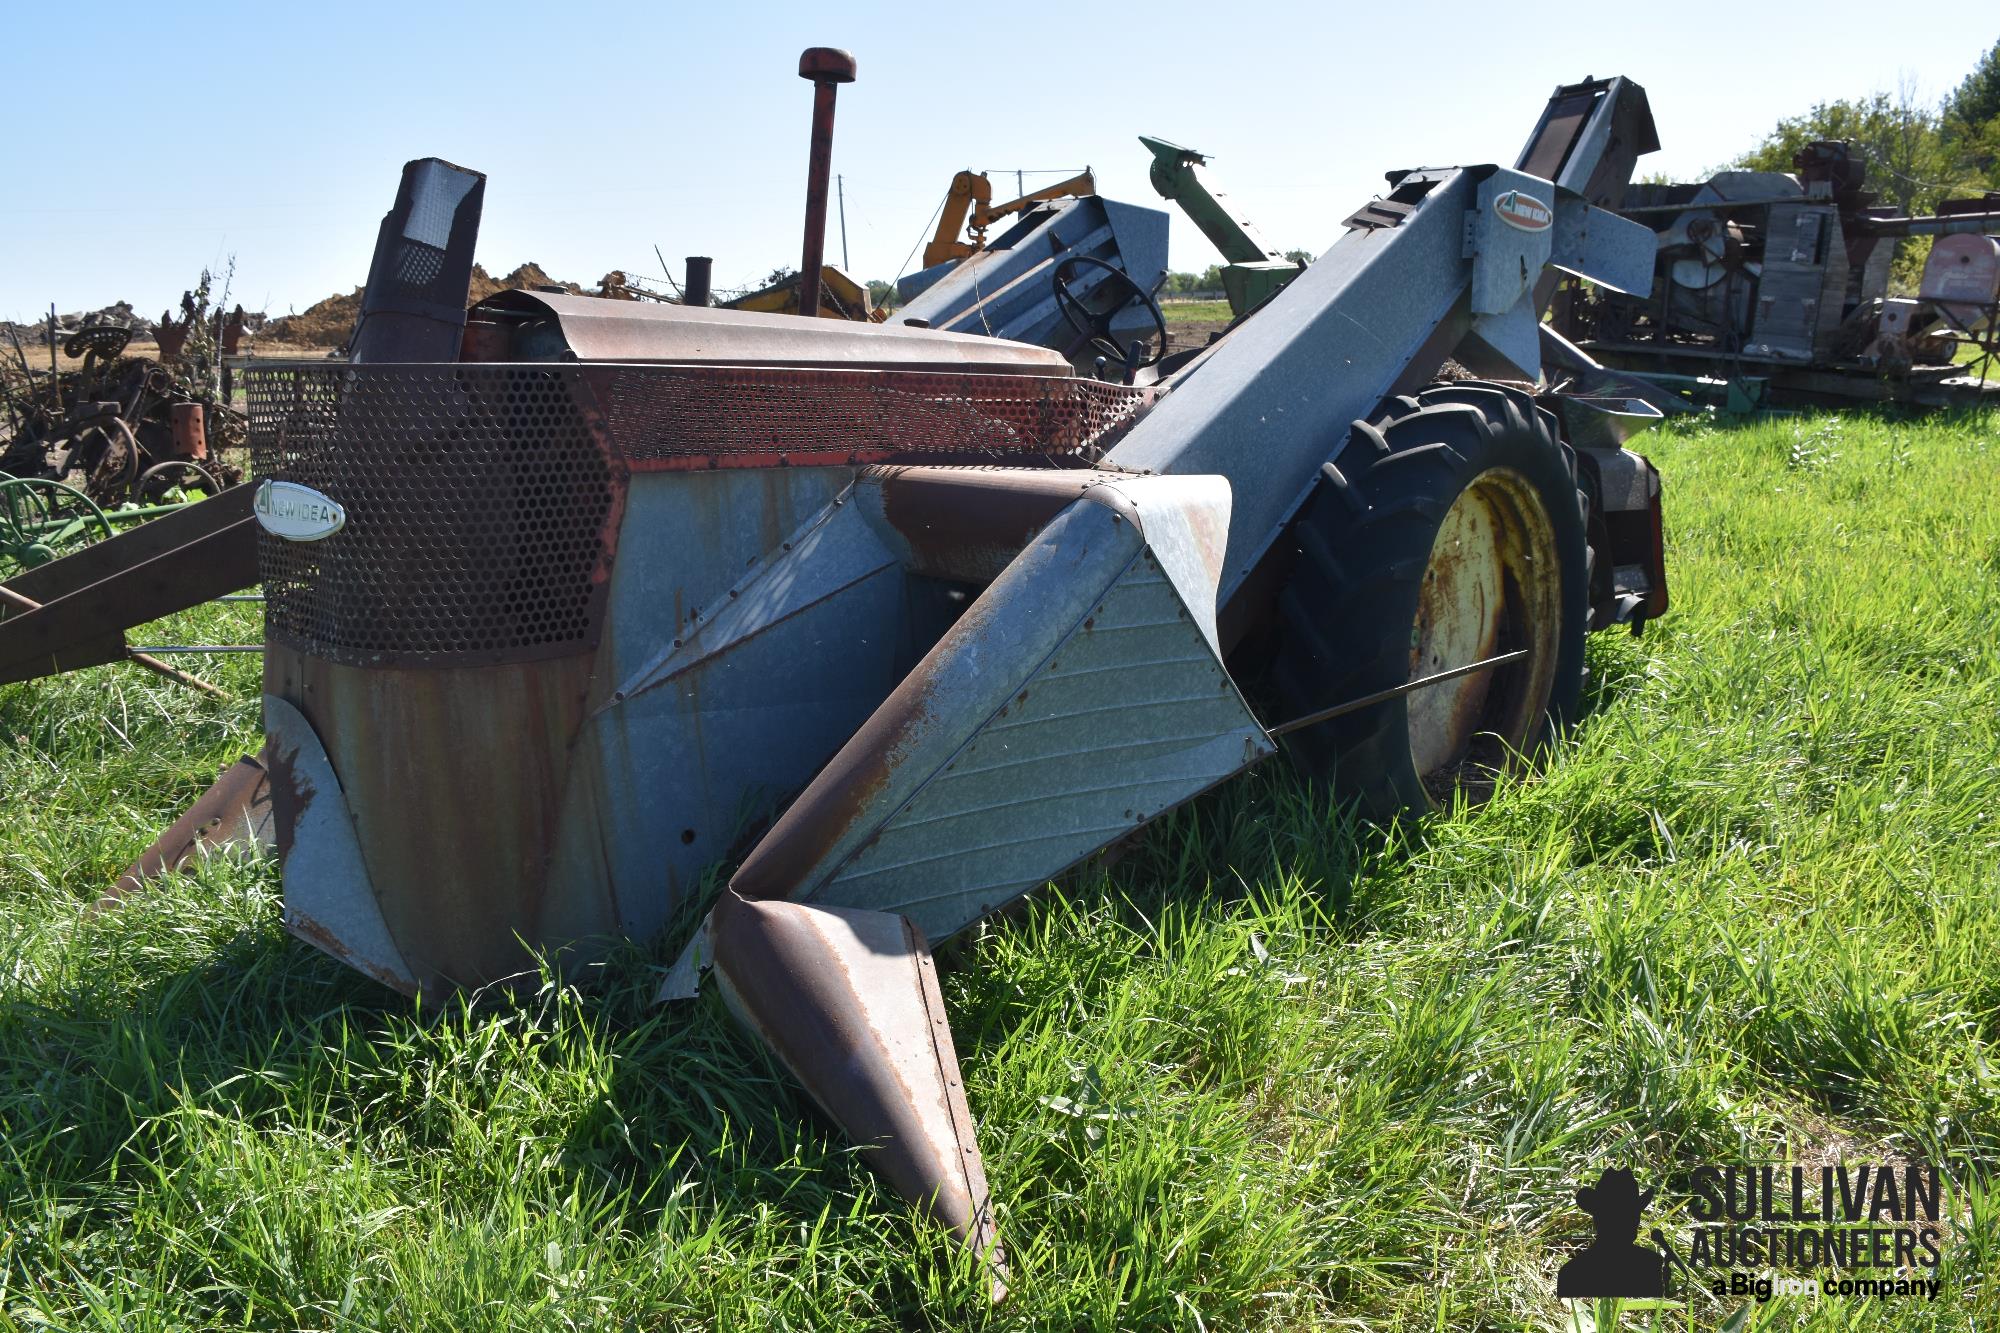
837 173 850 272
1016 169 1024 199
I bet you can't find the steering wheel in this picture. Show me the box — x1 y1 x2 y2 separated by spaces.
1052 256 1167 369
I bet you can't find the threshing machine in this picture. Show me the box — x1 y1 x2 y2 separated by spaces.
1552 138 2000 407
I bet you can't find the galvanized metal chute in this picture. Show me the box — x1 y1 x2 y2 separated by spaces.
707 892 1007 1299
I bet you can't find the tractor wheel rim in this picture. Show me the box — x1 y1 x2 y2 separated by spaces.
1406 466 1561 796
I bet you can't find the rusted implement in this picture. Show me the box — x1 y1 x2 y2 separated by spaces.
89 55 1673 1300
1551 138 2000 408
103 753 272 906
0 485 255 687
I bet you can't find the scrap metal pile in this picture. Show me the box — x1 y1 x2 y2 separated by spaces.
0 296 245 574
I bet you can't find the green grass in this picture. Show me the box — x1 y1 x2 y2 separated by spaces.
3 408 1999 1330
1951 339 1993 383
1160 299 1232 327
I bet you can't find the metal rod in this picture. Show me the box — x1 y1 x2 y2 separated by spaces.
127 645 263 654
46 305 60 419
1267 649 1530 738
837 173 850 272
18 501 190 537
799 80 837 317
1615 197 1800 216
0 583 230 698
213 594 265 602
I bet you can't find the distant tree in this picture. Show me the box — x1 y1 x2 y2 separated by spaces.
1158 268 1227 296
866 278 899 310
1947 39 2000 129
1734 83 1973 215
1282 249 1313 265
762 265 798 289
1735 80 1985 289
1943 40 2000 185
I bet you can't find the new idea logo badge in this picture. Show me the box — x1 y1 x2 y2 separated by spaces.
1493 189 1553 233
255 480 346 542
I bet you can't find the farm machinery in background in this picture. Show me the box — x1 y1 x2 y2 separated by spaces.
3 51 1671 1300
1551 139 2000 409
921 167 1101 271
0 301 245 579
895 160 1170 369
1141 135 1304 319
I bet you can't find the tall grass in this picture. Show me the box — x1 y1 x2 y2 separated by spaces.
1 408 1996 1329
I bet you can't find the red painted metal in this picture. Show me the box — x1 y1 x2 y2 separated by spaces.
169 402 209 461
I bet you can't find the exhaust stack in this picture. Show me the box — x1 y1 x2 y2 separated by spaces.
795 48 857 320
349 157 486 362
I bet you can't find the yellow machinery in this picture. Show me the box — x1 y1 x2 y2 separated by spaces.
922 169 1097 269
725 264 887 321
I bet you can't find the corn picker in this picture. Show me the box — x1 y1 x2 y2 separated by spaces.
1 54 1672 1293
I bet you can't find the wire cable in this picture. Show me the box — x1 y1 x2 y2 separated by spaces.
894 194 948 285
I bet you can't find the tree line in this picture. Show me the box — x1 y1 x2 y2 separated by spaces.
1732 40 1999 286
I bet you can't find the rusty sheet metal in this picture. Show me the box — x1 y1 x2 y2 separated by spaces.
856 465 1104 583
727 473 1273 943
265 695 420 996
265 644 595 993
708 892 1006 1300
466 289 1070 372
101 754 274 908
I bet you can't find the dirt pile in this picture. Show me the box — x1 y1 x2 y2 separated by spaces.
2 302 154 350
260 288 362 348
262 263 588 349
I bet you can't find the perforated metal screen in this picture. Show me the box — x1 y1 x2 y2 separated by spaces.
591 364 1147 469
244 362 1147 664
245 365 613 665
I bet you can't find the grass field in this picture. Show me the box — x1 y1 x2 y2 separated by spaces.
1159 300 1233 327
2 407 1998 1330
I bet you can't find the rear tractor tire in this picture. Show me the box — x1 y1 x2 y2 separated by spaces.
1272 382 1588 818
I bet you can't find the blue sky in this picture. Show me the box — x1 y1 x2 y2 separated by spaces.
2 2 1992 322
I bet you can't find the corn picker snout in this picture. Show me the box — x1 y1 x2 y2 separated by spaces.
9 59 1672 1295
